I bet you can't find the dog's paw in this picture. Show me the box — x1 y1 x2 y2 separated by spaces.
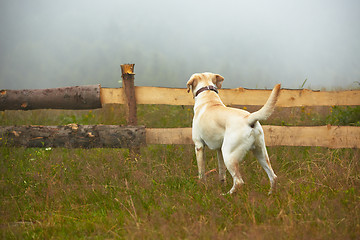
268 187 276 195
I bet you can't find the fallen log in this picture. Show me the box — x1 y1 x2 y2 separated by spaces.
0 85 102 110
0 125 146 148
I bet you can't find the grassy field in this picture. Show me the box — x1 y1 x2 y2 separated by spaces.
1 105 360 239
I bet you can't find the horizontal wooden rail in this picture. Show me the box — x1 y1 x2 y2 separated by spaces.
146 126 360 149
101 87 360 107
1 86 359 110
146 128 193 145
263 125 360 148
1 125 358 148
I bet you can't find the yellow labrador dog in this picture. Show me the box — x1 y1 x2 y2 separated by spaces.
187 73 281 194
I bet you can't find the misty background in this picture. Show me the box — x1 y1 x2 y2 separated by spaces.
0 0 359 90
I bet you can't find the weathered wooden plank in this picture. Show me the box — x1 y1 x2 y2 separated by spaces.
263 125 360 148
0 125 146 148
135 87 193 105
145 126 360 148
100 88 125 104
146 128 193 145
226 88 360 107
100 87 360 107
0 85 102 110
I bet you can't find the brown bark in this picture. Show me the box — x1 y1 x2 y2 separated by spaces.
120 64 140 157
121 64 137 125
0 85 101 111
0 125 146 148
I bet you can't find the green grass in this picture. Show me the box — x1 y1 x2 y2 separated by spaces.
1 146 359 239
1 105 360 239
1 104 358 127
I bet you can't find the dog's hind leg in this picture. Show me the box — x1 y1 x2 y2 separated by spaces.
224 156 244 194
217 149 226 182
222 147 247 194
195 143 206 179
252 140 277 195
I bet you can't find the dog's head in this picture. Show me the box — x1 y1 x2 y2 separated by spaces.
186 72 224 97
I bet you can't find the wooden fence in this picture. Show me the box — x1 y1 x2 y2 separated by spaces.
1 64 359 149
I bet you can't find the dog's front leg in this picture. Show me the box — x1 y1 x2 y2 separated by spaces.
195 144 205 179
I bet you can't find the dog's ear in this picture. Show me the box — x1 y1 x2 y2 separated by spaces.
213 74 224 89
186 75 198 93
186 78 193 93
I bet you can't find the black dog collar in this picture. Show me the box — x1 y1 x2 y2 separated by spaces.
195 86 218 97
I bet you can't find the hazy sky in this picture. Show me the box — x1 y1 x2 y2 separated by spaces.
1 0 359 90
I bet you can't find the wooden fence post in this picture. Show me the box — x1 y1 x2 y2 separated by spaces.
121 64 141 158
121 64 137 125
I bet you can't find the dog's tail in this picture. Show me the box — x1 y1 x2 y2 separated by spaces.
246 84 281 127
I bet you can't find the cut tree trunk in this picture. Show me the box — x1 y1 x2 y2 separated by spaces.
120 64 140 158
0 125 146 148
121 64 137 125
0 85 102 110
